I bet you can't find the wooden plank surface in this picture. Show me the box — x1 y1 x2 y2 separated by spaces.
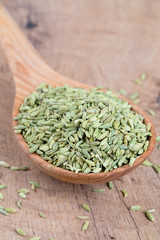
0 0 160 239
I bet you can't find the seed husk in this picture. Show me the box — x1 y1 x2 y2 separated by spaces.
93 189 105 192
133 79 142 85
0 185 7 190
145 211 154 222
121 189 128 197
148 109 155 116
29 237 40 240
107 181 113 189
78 216 89 220
0 193 4 200
0 208 8 215
130 205 142 211
142 160 153 166
156 136 160 141
4 208 16 213
39 212 46 218
82 221 89 231
18 192 26 199
16 228 26 236
0 161 10 168
81 203 90 212
16 200 22 209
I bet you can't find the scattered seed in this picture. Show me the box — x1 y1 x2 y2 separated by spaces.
130 205 142 211
147 209 155 213
16 228 26 236
141 73 146 80
158 144 160 150
153 165 160 174
16 200 22 209
133 99 140 104
29 237 40 240
121 189 128 197
145 211 154 222
0 208 8 215
82 221 89 231
107 181 113 189
93 189 105 192
50 239 56 240
20 166 29 171
133 79 142 85
10 166 21 171
129 93 139 100
148 109 155 116
156 136 160 141
119 89 127 95
4 208 16 213
81 203 90 212
18 188 29 194
18 192 26 199
142 160 153 166
29 181 40 190
39 212 46 218
0 193 3 200
0 171 2 177
77 216 89 220
0 185 7 190
0 161 10 168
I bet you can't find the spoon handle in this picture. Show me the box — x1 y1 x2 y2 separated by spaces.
0 3 67 90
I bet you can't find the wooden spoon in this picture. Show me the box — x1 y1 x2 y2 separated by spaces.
0 4 156 184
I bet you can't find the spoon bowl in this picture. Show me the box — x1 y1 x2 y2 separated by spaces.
0 4 156 184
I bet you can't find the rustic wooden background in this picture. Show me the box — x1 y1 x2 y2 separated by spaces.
0 0 160 239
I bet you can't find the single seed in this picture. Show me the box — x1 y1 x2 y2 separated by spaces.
50 239 56 240
0 193 3 200
18 188 29 194
29 181 40 189
16 200 22 209
4 208 16 213
93 189 105 192
147 209 155 213
158 144 160 150
107 181 113 189
142 160 153 166
39 212 46 218
20 166 29 171
121 189 128 197
0 171 2 177
153 165 160 174
77 216 89 220
0 208 8 215
156 136 160 141
81 203 90 212
129 93 139 100
0 185 7 190
82 221 89 231
18 192 26 199
148 109 155 116
16 228 26 236
10 166 21 171
133 99 140 104
119 89 127 95
141 73 146 80
0 161 10 168
145 211 154 222
130 205 142 211
29 237 40 240
133 79 142 85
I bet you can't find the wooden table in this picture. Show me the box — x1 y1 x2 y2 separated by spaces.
0 1 160 239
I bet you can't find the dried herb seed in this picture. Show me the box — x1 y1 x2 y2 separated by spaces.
129 93 139 100
16 228 26 236
82 221 89 231
93 189 105 192
141 73 146 80
4 208 16 213
0 208 8 215
145 211 154 222
130 205 142 211
153 165 160 174
29 237 40 240
18 188 29 194
0 185 7 190
148 109 155 116
108 181 113 189
78 216 89 220
0 161 10 168
39 212 46 218
16 200 22 209
18 192 26 199
0 193 3 200
133 79 142 85
156 136 160 141
121 189 128 197
142 160 153 166
81 203 90 212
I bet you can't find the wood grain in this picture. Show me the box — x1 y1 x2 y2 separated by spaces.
0 0 160 239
